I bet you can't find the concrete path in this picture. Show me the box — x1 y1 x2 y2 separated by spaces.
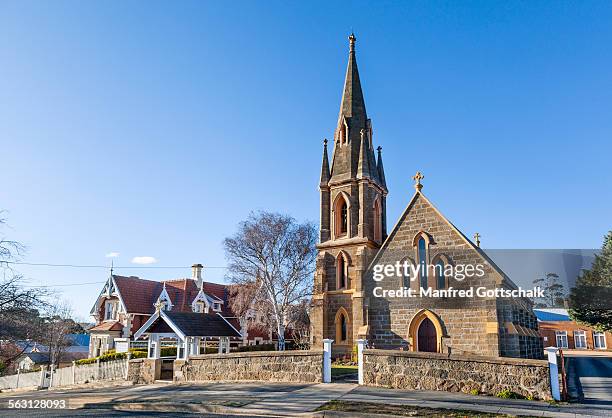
232 383 357 417
566 355 612 405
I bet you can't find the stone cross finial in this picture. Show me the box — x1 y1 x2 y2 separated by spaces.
154 300 163 312
412 171 424 191
377 146 382 153
474 233 481 247
323 138 328 146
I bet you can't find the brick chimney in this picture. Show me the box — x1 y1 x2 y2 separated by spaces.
192 263 203 288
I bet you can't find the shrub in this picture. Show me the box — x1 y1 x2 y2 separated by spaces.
469 389 479 396
160 347 177 357
76 358 97 365
236 343 276 352
129 350 147 359
496 389 523 399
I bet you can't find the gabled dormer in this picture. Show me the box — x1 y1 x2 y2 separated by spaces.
89 273 127 322
155 283 173 311
191 283 223 313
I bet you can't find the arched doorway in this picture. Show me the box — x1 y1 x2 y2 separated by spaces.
417 317 437 352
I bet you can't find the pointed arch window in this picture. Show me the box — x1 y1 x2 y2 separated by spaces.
334 194 350 238
418 237 428 289
434 258 446 290
413 232 431 290
400 257 415 289
335 308 350 343
337 253 348 289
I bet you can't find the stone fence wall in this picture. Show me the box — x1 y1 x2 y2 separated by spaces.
363 349 552 400
174 350 324 383
127 358 160 384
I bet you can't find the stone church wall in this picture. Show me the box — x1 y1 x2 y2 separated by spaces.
173 350 323 383
362 349 552 400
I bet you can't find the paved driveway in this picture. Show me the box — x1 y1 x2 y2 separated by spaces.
566 355 612 405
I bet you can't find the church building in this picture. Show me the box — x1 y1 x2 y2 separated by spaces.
310 35 543 359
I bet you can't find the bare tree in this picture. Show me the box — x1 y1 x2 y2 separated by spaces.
0 214 48 372
286 299 311 350
224 212 317 351
40 301 78 367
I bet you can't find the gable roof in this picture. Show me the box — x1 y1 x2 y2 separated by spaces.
370 190 518 289
109 275 231 316
134 310 241 340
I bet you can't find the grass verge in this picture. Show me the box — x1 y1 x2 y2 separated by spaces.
316 400 537 417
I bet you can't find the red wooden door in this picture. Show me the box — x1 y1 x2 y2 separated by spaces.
417 318 437 352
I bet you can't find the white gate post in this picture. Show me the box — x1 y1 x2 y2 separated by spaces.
16 368 20 389
95 358 101 381
356 339 366 385
322 339 333 383
125 352 132 380
39 365 47 388
546 347 561 401
49 365 55 388
72 360 76 385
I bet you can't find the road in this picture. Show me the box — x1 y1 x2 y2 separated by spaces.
1 378 611 417
566 355 612 405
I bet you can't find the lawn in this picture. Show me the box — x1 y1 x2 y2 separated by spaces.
331 364 358 378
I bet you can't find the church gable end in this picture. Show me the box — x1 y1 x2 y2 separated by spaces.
364 190 542 359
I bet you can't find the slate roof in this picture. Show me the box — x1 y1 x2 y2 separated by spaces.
148 312 241 338
22 351 88 364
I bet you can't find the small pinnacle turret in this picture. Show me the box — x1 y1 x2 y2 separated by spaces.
377 146 387 190
357 129 370 179
320 138 330 186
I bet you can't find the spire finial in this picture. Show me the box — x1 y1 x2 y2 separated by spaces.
154 300 163 312
110 259 114 276
377 145 382 153
323 138 328 146
349 33 356 52
412 171 424 191
474 233 481 247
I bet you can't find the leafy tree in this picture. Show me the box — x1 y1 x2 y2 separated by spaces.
224 211 317 351
532 272 566 308
569 231 612 331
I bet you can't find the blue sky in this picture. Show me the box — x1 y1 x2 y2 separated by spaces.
1 1 611 319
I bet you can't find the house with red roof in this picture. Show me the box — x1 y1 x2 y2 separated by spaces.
88 264 268 357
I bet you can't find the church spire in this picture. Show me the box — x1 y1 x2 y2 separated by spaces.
337 33 367 130
320 138 330 186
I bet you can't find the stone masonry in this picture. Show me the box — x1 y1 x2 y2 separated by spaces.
363 349 552 400
311 35 543 360
173 351 324 383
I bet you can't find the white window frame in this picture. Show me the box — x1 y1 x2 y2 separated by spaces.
104 300 119 321
213 302 221 312
594 332 607 349
574 330 587 349
555 331 568 349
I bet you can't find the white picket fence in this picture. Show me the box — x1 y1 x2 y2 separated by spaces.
0 369 40 391
0 358 129 391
